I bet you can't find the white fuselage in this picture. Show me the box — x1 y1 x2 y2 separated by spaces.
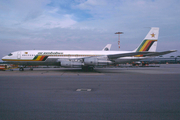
2 50 149 66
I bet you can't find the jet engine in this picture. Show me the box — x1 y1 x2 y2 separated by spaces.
84 57 113 66
60 61 83 68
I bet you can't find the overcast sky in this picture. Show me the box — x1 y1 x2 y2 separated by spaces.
0 0 180 60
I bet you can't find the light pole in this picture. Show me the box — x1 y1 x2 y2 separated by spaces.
115 32 123 50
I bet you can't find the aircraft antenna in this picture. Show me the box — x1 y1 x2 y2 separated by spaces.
115 32 123 50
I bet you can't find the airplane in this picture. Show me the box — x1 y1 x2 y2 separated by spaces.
102 44 112 51
2 27 177 71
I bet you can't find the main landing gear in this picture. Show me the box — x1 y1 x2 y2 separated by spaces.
30 67 33 71
82 66 94 71
19 67 24 71
19 67 33 71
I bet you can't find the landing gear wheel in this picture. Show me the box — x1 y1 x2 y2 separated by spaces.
82 66 94 71
89 67 94 71
19 67 24 71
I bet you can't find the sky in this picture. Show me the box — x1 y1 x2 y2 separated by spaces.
0 0 180 61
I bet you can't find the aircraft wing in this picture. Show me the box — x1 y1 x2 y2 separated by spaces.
58 50 177 61
108 50 177 59
108 51 150 59
143 50 177 56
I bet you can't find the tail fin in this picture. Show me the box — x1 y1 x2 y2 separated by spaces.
134 27 159 52
102 44 112 51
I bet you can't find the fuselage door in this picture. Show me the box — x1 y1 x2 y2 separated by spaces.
17 52 21 59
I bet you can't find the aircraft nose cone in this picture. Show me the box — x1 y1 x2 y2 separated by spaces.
2 56 7 61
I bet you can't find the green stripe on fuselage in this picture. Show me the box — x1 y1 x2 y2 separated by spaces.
33 55 38 60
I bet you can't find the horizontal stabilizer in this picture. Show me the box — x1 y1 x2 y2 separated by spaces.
108 50 177 59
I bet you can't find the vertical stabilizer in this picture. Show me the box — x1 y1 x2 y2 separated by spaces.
134 27 159 53
102 44 112 51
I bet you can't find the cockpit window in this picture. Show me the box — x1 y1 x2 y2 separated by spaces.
8 53 13 56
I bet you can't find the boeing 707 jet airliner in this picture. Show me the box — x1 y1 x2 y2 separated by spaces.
2 27 176 71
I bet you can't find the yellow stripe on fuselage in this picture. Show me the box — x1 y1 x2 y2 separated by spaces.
35 56 42 61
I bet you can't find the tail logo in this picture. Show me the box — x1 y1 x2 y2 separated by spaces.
151 33 155 38
136 40 157 52
134 27 159 57
135 39 157 57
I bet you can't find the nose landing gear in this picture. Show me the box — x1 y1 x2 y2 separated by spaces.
19 67 33 71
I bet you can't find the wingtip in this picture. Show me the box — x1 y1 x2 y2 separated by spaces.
171 50 177 52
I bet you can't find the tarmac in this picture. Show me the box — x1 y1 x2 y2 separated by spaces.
0 64 180 120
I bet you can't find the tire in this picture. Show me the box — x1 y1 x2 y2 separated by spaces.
19 67 24 71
